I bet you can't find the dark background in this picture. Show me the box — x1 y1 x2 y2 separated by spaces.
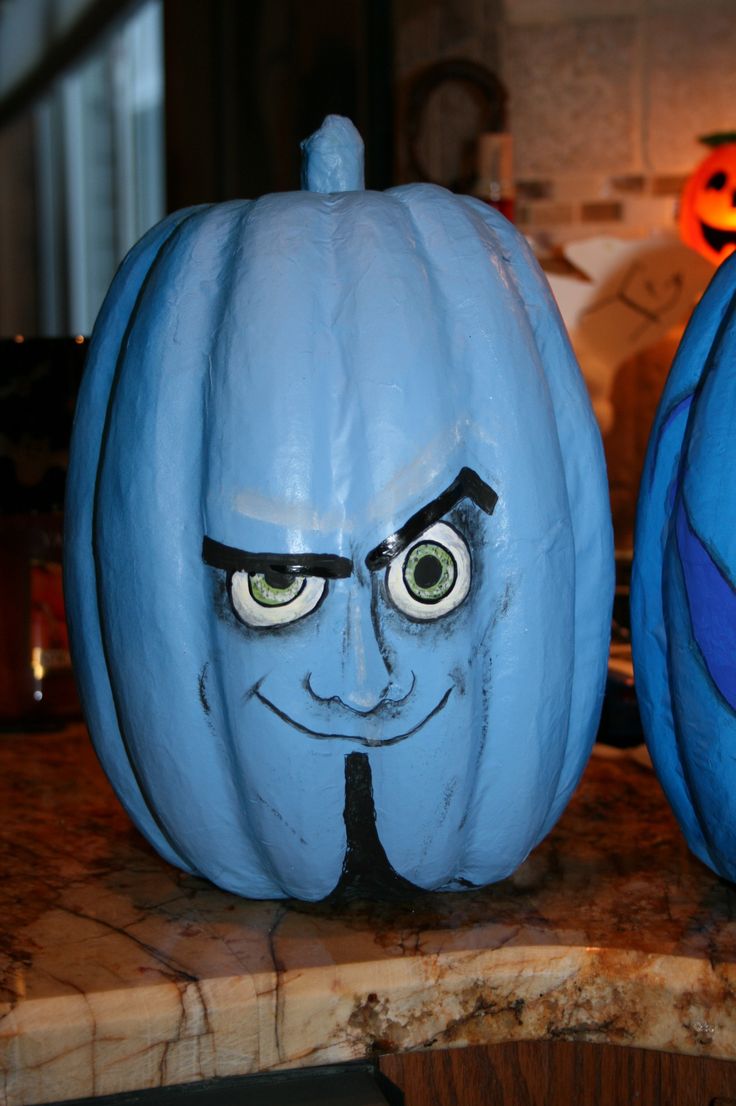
163 0 394 207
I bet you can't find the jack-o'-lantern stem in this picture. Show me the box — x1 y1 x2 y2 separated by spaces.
300 114 365 194
700 131 736 148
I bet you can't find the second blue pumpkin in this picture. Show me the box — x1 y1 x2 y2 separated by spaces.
632 250 736 880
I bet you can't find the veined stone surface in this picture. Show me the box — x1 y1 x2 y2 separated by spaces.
2 727 736 1105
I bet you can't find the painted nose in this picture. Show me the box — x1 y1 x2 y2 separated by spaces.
308 584 413 713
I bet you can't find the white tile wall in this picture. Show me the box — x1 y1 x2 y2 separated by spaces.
394 0 736 246
502 17 638 177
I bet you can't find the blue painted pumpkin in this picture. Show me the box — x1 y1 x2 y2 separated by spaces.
632 250 736 880
65 117 613 900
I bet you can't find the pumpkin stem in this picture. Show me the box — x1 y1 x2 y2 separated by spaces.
300 115 365 193
699 131 736 148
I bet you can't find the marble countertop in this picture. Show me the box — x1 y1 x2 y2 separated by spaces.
2 726 736 1106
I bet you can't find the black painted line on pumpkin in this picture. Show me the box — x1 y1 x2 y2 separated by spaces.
304 670 417 714
327 751 419 902
365 466 498 571
202 536 352 579
254 685 452 745
198 662 211 715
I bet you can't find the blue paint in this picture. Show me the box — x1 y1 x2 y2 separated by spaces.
300 115 365 193
676 499 736 712
657 396 693 508
632 248 736 880
66 117 613 900
664 529 736 877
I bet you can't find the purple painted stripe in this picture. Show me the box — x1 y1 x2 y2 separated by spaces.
676 499 736 712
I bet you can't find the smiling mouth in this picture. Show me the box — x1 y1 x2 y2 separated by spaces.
700 221 736 254
254 687 453 747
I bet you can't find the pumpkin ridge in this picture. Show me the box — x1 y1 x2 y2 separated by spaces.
68 206 210 875
196 200 291 890
97 203 291 896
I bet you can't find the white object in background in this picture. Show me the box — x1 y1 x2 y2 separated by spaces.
548 235 713 433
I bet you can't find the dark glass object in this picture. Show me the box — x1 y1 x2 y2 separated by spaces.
0 336 87 725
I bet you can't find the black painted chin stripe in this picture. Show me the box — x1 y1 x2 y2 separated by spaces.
202 536 352 579
365 466 498 571
329 751 420 901
254 686 453 748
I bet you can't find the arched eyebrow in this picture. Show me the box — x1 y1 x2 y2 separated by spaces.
365 467 498 572
202 538 352 579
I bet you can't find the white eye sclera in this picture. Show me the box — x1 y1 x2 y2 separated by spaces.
386 521 471 621
229 569 326 628
227 521 470 628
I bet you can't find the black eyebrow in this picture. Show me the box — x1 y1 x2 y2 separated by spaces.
365 467 498 571
202 537 352 579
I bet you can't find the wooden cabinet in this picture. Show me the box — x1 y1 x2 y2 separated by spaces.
380 1042 736 1106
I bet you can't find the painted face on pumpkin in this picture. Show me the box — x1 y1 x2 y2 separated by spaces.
202 466 497 747
201 450 504 898
179 179 575 901
66 118 612 902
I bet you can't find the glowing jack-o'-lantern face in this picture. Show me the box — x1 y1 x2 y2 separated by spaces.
680 142 736 265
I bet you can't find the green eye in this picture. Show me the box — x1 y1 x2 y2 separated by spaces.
402 541 457 604
387 521 471 622
249 569 306 608
231 569 326 628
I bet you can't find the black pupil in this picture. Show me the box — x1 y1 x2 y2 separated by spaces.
264 566 293 590
707 171 727 191
414 553 443 590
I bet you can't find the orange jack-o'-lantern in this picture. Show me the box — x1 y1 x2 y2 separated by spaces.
680 134 736 265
